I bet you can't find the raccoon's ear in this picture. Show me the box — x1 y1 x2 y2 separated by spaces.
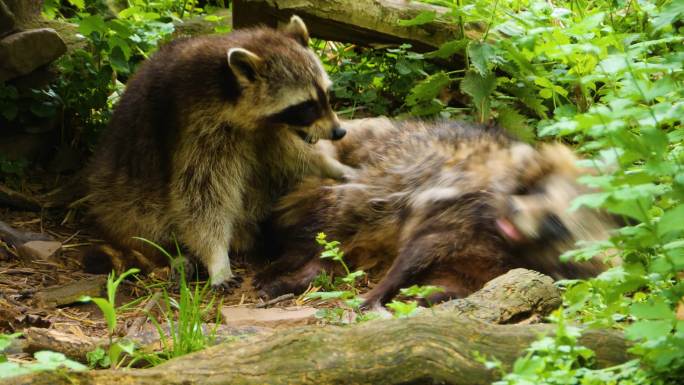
282 15 309 47
227 48 263 84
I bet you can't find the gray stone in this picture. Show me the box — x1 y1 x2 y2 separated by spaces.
0 28 67 82
0 0 16 37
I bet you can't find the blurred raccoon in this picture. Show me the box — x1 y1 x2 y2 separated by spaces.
85 16 353 289
255 118 617 308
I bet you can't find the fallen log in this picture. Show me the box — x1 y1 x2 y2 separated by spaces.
233 0 482 51
6 317 631 385
33 275 107 308
7 269 631 385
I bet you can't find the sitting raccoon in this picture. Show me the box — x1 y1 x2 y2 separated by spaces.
85 16 353 289
255 118 617 308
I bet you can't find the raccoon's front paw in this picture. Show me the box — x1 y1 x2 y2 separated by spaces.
359 294 386 312
341 166 359 181
211 275 243 292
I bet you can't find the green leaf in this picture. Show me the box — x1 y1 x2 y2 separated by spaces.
109 46 130 73
399 284 444 299
497 107 534 143
32 351 87 372
652 0 684 31
86 347 110 368
569 193 610 211
341 270 365 284
406 71 451 106
203 15 225 22
82 296 117 334
78 15 107 36
468 41 497 75
386 300 419 318
305 291 352 301
460 70 496 122
0 103 18 121
66 0 85 9
398 11 437 26
625 320 673 340
630 298 675 320
0 362 30 379
0 333 21 353
657 204 684 237
427 39 468 59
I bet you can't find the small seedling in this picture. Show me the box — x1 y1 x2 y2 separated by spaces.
305 233 373 323
81 267 140 368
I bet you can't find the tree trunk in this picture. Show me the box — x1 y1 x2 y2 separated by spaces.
7 270 631 385
232 0 481 51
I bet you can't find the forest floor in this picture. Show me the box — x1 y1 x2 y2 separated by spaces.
0 184 349 367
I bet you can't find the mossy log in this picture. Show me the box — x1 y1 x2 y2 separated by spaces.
6 318 631 385
233 0 482 51
8 269 631 385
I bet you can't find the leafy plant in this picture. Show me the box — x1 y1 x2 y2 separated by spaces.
305 233 371 323
393 0 684 383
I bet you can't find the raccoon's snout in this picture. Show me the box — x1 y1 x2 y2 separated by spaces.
330 126 346 141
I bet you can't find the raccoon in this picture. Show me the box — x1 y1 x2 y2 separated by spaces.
255 118 617 308
85 16 353 289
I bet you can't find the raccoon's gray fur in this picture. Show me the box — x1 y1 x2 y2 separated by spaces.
85 16 352 288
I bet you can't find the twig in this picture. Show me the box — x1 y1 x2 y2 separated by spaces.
126 291 162 337
256 293 294 308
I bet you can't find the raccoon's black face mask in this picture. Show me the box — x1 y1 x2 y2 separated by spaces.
267 88 346 144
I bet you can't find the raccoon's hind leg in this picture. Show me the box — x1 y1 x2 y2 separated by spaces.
360 232 453 310
257 258 327 299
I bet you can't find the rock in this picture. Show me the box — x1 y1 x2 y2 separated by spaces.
16 240 62 261
221 306 319 328
0 28 67 82
0 0 16 37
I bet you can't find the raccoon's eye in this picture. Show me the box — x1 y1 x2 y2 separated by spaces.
270 100 321 127
515 184 544 196
538 213 571 240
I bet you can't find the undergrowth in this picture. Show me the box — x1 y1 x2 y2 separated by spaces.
81 238 220 369
388 0 684 383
